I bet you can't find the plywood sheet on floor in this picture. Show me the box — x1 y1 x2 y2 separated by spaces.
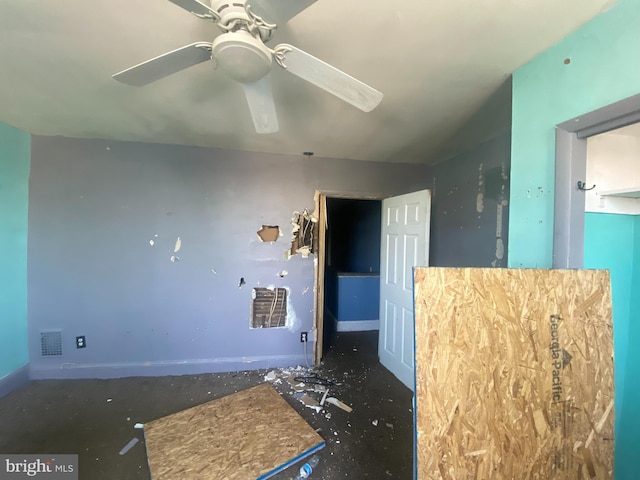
144 383 324 479
414 268 614 479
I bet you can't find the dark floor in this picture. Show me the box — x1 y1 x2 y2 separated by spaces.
0 331 413 479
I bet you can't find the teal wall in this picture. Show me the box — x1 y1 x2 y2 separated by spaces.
0 122 30 380
510 0 640 268
584 213 639 479
584 214 634 418
511 1 640 477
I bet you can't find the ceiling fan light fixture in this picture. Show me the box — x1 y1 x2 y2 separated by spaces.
211 30 272 84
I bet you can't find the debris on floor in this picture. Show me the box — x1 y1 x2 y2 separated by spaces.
0 331 415 480
326 397 353 413
297 393 322 413
264 370 278 382
118 437 139 455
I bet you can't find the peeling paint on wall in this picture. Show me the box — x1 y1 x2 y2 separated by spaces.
256 225 280 242
491 182 509 266
495 238 505 260
430 133 510 268
476 193 485 213
476 163 485 213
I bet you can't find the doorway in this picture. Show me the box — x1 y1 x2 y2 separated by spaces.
321 197 382 356
313 192 384 364
313 188 432 387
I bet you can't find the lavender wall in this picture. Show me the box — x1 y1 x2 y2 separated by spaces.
28 136 431 379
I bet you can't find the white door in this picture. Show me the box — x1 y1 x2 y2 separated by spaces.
379 189 431 390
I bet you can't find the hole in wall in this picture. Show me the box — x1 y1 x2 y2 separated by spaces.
289 209 317 258
257 225 280 242
251 287 288 328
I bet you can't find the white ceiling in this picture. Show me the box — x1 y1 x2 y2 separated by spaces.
0 0 616 164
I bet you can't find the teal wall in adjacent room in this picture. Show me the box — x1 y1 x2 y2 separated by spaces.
584 214 634 422
584 213 639 479
0 121 30 380
511 0 640 477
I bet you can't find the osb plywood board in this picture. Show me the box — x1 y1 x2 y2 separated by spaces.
144 383 324 480
414 268 614 480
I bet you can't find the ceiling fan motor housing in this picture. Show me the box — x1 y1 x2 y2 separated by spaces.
211 30 273 83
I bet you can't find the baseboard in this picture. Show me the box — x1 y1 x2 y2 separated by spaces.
336 319 380 332
0 364 30 398
29 354 309 380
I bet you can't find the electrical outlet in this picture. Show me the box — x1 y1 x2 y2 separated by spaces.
300 332 308 343
76 336 86 349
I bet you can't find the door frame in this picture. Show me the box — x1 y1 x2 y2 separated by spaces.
554 92 640 268
313 190 385 364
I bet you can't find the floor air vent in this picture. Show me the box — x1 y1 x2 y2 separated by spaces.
40 331 63 356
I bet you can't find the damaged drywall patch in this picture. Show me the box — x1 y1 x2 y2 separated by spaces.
251 286 288 328
476 162 485 213
287 209 317 259
249 285 300 331
491 185 509 267
476 193 485 213
257 225 281 242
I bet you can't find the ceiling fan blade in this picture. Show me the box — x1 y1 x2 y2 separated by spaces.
113 43 212 87
275 44 383 112
167 0 220 19
249 0 317 25
242 76 279 134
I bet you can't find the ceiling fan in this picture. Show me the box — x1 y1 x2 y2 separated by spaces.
112 0 383 134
